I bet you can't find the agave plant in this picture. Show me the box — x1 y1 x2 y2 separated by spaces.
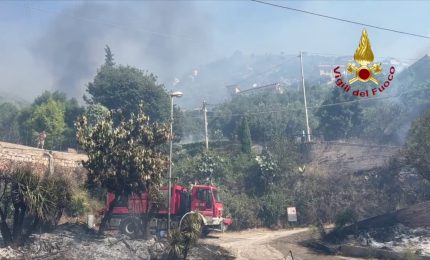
168 212 202 259
168 229 185 259
0 165 73 246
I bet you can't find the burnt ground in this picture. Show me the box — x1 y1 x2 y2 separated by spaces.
269 229 363 260
337 224 430 257
0 223 233 260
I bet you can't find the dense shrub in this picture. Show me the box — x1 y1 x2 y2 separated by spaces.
335 208 358 229
220 191 261 230
0 164 73 246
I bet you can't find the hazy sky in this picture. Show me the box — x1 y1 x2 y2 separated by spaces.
1 0 430 101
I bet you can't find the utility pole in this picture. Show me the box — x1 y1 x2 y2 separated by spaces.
299 51 311 142
203 100 209 150
168 91 183 235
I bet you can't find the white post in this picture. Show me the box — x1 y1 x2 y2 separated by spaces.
167 91 183 235
203 101 209 150
299 51 311 142
168 95 173 235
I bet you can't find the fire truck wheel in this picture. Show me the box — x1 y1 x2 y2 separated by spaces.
120 217 141 238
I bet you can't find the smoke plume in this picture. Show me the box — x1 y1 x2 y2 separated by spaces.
32 2 212 98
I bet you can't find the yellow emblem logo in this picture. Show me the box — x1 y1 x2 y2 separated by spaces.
346 29 382 85
333 29 396 97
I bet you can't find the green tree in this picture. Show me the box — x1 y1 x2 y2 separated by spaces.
19 91 84 150
405 110 430 181
196 152 227 184
0 103 20 143
75 105 170 234
30 98 66 150
85 48 170 124
259 190 287 227
361 102 406 144
104 45 115 67
84 103 110 127
315 88 363 141
255 149 277 189
211 92 314 144
238 116 252 153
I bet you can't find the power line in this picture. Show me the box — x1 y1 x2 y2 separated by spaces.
250 0 430 40
227 52 420 91
306 52 420 62
27 6 204 43
187 87 427 120
25 4 425 64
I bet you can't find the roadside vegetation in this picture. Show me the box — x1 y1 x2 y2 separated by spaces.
0 165 73 246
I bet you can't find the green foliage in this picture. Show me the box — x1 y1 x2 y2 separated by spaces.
259 190 287 227
30 98 66 149
0 102 20 143
361 102 407 144
85 51 170 124
211 92 313 143
168 212 202 259
66 191 90 217
76 105 170 233
315 87 362 141
0 165 73 246
238 116 252 153
406 110 430 181
255 149 278 190
174 150 233 187
7 91 84 150
220 191 261 230
104 45 115 67
197 152 226 183
334 208 357 229
76 105 170 196
84 103 110 127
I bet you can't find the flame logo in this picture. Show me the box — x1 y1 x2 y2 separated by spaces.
354 30 374 66
346 29 382 85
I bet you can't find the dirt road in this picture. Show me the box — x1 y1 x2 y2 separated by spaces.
202 228 363 260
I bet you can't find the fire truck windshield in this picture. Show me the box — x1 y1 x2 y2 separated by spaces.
212 190 220 202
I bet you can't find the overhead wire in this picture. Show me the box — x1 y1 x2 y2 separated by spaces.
26 5 204 43
186 86 427 120
250 0 430 40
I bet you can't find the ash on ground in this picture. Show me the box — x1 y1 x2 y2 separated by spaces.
351 224 430 256
0 223 233 260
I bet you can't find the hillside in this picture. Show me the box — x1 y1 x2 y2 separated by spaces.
0 91 29 107
174 52 410 108
303 141 401 176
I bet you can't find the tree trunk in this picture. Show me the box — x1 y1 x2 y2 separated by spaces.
142 205 155 240
0 221 12 245
20 217 39 245
98 193 119 235
0 206 12 245
12 204 26 242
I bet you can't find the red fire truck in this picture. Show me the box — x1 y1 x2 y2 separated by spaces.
103 184 233 237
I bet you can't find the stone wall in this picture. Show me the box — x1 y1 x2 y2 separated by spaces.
0 141 87 175
302 141 402 176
